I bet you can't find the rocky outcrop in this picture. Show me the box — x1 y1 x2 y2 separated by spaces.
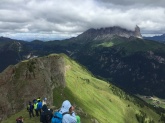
0 54 66 122
76 26 142 41
134 26 142 39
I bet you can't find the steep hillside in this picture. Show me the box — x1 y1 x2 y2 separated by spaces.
72 37 165 98
1 54 165 123
0 54 65 121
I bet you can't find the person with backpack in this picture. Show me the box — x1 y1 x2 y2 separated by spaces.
34 100 39 117
27 101 34 118
51 100 78 123
40 104 53 123
42 97 47 106
38 100 42 116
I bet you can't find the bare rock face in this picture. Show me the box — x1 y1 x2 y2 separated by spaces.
0 54 66 121
134 26 142 39
77 26 142 41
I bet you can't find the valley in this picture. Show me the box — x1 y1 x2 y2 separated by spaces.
138 95 165 109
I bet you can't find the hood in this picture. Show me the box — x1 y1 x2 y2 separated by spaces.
59 100 71 114
42 104 48 112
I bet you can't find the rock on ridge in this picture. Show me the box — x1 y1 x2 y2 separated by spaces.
0 54 66 121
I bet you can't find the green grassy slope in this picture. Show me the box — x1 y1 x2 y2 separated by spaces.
53 54 162 123
94 38 165 54
2 54 163 123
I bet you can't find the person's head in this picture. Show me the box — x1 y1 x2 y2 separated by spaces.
42 104 48 112
37 97 41 101
59 100 73 114
69 105 75 113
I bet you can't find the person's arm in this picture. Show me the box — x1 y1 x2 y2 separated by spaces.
69 106 76 117
62 114 77 123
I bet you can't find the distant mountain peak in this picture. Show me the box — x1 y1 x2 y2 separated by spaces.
77 26 142 41
144 33 165 42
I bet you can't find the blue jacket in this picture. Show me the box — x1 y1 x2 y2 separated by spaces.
38 102 42 109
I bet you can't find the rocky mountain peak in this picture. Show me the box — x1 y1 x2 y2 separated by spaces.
77 26 142 41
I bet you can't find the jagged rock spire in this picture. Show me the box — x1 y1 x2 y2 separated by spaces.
134 25 142 39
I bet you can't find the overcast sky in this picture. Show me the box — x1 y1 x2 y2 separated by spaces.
0 0 165 41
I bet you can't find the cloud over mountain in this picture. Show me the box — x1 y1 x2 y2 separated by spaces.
0 0 165 40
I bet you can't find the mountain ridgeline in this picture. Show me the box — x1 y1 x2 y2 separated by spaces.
144 34 165 42
0 26 165 99
1 54 165 123
75 26 142 42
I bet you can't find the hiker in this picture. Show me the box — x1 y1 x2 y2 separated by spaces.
42 97 47 106
34 100 39 117
33 98 36 103
59 100 77 123
27 101 34 118
16 116 24 123
40 104 53 123
37 97 41 102
38 99 42 116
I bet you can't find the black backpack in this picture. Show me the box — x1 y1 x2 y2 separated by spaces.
44 111 53 123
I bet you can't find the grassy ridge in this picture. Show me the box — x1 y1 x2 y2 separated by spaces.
2 54 163 123
53 54 162 123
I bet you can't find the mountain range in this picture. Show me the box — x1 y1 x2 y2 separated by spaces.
1 26 165 122
144 34 165 42
1 26 165 97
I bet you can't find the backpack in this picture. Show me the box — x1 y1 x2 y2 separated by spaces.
51 111 69 123
37 102 42 110
44 110 52 123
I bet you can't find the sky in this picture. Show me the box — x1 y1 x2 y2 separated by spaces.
0 0 165 41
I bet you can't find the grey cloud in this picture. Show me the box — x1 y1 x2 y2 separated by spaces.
0 22 25 31
0 0 165 40
0 10 32 23
97 0 165 7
